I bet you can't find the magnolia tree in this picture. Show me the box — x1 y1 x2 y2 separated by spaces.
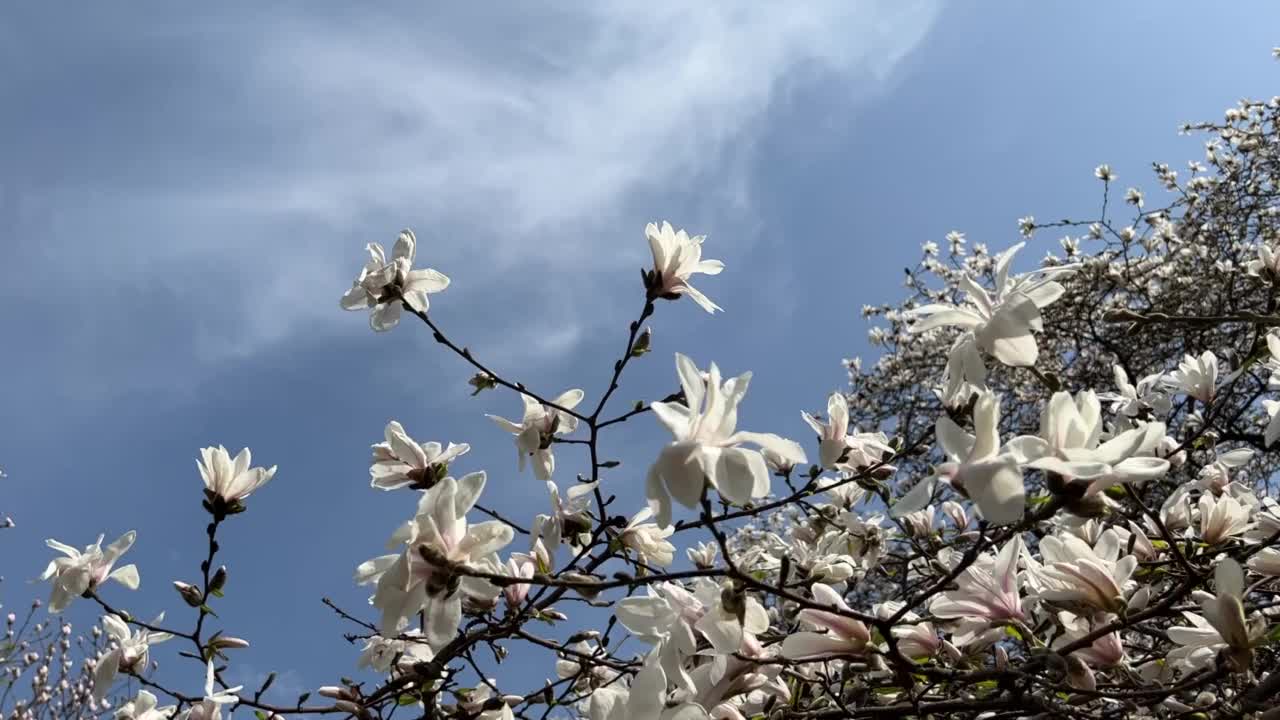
8 90 1280 720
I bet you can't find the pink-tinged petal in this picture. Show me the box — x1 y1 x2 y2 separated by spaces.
781 632 858 660
994 534 1023 597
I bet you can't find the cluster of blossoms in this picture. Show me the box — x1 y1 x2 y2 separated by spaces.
9 80 1280 720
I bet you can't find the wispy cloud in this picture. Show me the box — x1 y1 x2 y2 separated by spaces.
1 1 940 400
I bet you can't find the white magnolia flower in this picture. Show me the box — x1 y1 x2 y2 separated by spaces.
180 662 241 720
1169 559 1264 672
1196 446 1254 495
340 229 451 332
646 354 803 528
908 242 1074 367
1100 365 1171 419
1164 351 1218 404
115 690 177 720
938 332 987 408
1247 547 1280 576
198 445 277 506
1054 612 1125 669
93 614 172 701
874 601 942 660
588 649 707 720
370 421 469 491
644 221 724 314
1198 493 1251 546
532 480 597 555
356 473 513 645
487 390 584 480
1264 398 1280 447
40 532 140 613
618 508 676 567
781 583 873 660
894 390 1025 526
692 580 769 655
1004 390 1168 495
801 392 890 472
357 632 432 674
1029 531 1136 614
930 535 1026 639
1246 241 1280 278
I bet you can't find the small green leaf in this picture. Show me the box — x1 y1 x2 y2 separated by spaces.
398 694 420 706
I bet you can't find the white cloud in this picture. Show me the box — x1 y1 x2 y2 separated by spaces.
4 2 940 395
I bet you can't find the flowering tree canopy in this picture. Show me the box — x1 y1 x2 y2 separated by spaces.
8 74 1280 720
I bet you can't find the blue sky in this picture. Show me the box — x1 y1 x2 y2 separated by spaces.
2 0 1277 704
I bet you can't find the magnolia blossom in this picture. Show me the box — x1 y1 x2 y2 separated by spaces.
501 552 536 610
1029 531 1137 614
692 581 769 655
1164 351 1218 404
646 354 803 528
875 601 942 660
1055 612 1126 669
930 535 1026 641
801 392 893 471
1100 365 1171 420
487 390 584 480
894 390 1025 526
908 241 1074 367
179 662 241 720
370 421 469 491
1247 547 1280 576
781 583 873 660
356 473 513 644
115 690 177 720
1198 493 1251 545
40 532 140 613
1245 240 1280 278
340 229 451 331
1196 446 1254 495
618 508 676 567
357 631 435 674
533 480 597 554
588 650 707 720
644 221 724 314
93 613 172 701
1170 559 1264 672
1005 390 1168 496
197 445 276 505
938 332 986 408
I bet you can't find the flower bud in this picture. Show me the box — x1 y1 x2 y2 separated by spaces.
173 581 203 607
209 566 228 595
1065 655 1096 692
